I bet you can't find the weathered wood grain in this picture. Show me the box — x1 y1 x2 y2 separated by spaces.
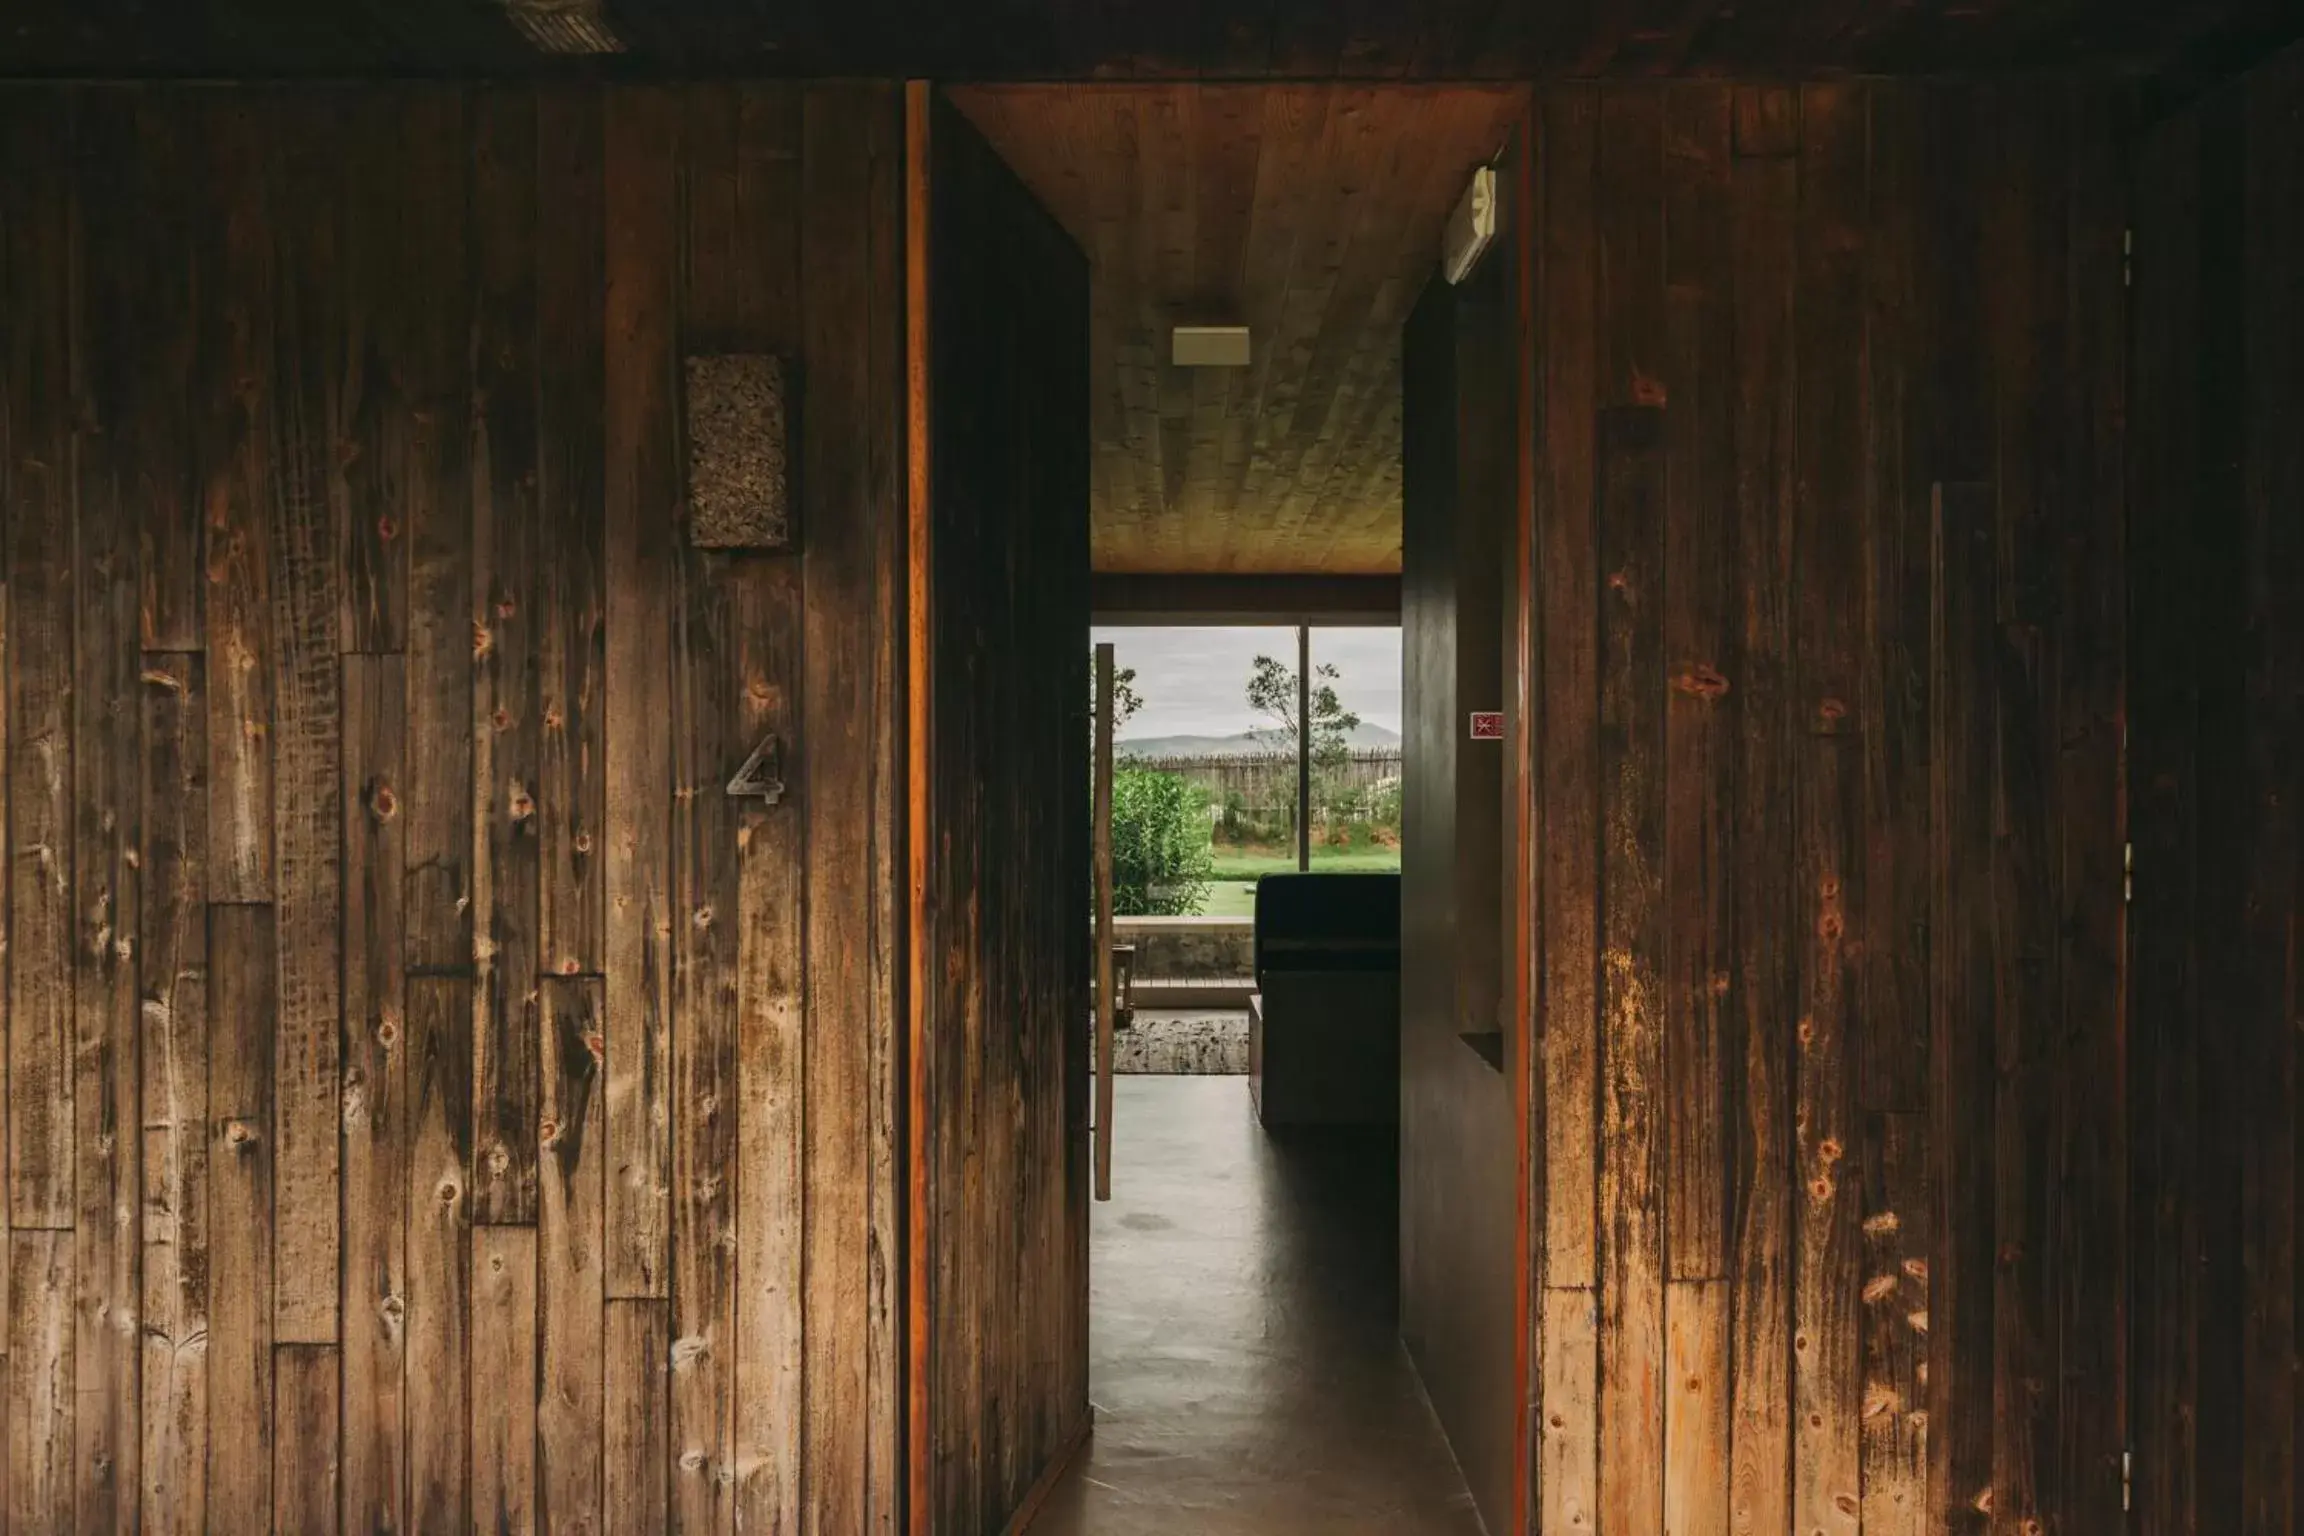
472 87 543 1230
9 1231 75 1530
1725 88 1797 1536
669 92 746 1532
1791 80 1865 1536
7 92 79 1234
1931 480 1999 1533
140 654 209 1536
202 98 279 909
267 95 347 1346
273 1344 341 1536
71 88 151 1522
475 1225 540 1536
1660 81 1734 1293
1663 1279 1729 1536
209 903 276 1533
802 83 889 1536
341 651 409 1536
540 976 606 1535
603 86 679 1301
725 85 808 1536
1537 84 1601 1299
1539 1286 1599 1535
1595 402 1668 1536
606 1297 671 1536
402 91 477 976
538 88 609 979
407 973 473 1533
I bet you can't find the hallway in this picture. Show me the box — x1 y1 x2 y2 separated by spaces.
1030 1076 1487 1536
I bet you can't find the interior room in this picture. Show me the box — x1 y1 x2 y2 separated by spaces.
0 3 2300 1535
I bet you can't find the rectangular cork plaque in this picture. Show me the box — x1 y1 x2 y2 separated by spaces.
685 353 792 549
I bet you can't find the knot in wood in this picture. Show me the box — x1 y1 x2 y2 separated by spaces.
1673 665 1731 699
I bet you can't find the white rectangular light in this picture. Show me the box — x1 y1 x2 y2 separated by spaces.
1443 165 1498 285
1172 326 1252 368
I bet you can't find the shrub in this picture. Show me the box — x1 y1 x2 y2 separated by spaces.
1111 768 1213 916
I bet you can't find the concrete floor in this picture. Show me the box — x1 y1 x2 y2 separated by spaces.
1030 1076 1488 1536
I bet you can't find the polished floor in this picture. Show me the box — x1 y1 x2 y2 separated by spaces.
1030 1076 1488 1536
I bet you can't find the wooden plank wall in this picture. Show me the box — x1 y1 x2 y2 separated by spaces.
0 81 904 1534
1523 80 2130 1535
2127 39 2304 1536
1399 146 1523 1536
914 91 1094 1536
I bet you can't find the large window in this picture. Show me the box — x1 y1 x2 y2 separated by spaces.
1094 624 1403 918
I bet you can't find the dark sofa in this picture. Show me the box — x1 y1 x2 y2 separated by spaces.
1249 872 1402 1126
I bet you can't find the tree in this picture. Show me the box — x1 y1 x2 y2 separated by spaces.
1091 660 1143 734
1245 653 1361 770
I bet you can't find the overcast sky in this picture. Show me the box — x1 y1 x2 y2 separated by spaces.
1092 625 1403 739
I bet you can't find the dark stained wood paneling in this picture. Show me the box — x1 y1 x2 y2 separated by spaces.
949 85 1527 576
2127 38 2304 1536
0 0 2293 94
0 81 903 1535
1522 78 2133 1536
139 654 209 1536
916 88 1094 1536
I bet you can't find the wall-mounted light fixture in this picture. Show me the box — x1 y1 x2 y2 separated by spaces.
1443 165 1497 285
1172 325 1252 368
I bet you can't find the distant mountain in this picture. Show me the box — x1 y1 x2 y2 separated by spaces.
1117 722 1402 759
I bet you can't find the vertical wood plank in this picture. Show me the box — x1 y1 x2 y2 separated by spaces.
406 973 473 1534
2052 86 2132 1536
8 1231 75 1531
271 1344 340 1536
402 90 477 976
603 85 679 1300
341 652 408 1536
471 87 544 1229
1661 82 1734 1292
1535 89 1603 1536
117 92 204 654
802 82 888 1536
268 93 346 1348
1596 402 1667 1536
140 654 208 1536
338 100 410 655
540 976 606 1536
538 88 609 980
863 82 910 1536
1861 1111 1932 1536
7 90 79 1235
71 88 149 1526
1539 1286 1598 1535
1931 480 1999 1533
1858 86 1935 1536
202 98 278 909
2236 56 2303 1536
1726 84 1798 1536
474 1225 540 1536
606 1297 671 1536
726 85 808 1536
1664 1279 1730 1536
209 903 276 1534
670 89 744 1533
1792 79 1865 1536
2124 109 2200 1536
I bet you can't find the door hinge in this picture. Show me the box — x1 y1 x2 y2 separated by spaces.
2123 228 2134 288
2123 842 2134 905
2123 1448 2132 1512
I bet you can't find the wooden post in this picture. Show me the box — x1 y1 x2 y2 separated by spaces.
1297 623 1312 872
1094 642 1116 1201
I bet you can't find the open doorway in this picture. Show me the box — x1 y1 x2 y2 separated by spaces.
910 81 1533 1535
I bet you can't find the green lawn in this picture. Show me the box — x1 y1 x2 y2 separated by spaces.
1198 845 1400 918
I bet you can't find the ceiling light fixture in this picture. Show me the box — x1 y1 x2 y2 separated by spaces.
500 0 626 54
1172 326 1252 368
